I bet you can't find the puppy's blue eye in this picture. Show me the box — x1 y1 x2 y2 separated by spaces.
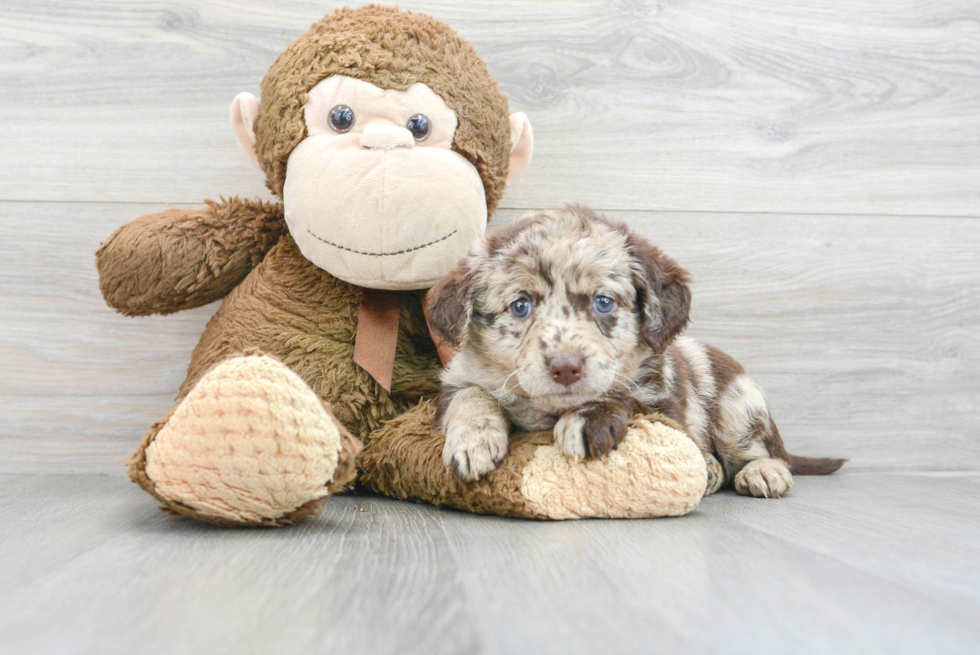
593 295 614 314
510 298 532 319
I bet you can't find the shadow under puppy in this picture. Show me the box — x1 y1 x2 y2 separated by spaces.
425 206 844 497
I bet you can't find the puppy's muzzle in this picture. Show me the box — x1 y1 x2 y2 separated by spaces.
548 355 583 386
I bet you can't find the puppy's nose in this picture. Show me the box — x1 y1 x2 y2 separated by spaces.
549 356 583 386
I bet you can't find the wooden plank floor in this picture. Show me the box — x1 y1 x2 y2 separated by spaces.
1 472 978 655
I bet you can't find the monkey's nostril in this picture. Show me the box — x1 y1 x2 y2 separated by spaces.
549 356 583 386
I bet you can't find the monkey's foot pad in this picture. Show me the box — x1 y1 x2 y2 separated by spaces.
142 353 358 526
361 402 708 520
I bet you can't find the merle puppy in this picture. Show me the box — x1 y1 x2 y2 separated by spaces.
425 206 843 497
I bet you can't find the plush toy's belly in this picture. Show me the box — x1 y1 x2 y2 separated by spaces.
180 235 442 441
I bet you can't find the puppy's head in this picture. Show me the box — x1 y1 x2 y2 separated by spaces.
426 206 690 408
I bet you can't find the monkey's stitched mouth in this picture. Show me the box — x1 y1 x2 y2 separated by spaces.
307 229 457 257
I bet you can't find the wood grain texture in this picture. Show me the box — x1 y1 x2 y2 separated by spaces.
3 4 978 652
438 473 980 654
2 202 978 474
614 209 980 473
1 473 978 654
702 471 980 609
0 475 480 655
1 0 979 215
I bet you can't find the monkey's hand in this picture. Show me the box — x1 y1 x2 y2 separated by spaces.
96 197 285 316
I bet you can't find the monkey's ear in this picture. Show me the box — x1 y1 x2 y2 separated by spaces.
629 235 692 352
230 92 261 168
425 258 478 349
505 113 534 187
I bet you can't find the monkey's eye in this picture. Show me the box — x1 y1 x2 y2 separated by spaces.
406 114 430 141
593 295 615 314
510 298 532 319
329 105 355 133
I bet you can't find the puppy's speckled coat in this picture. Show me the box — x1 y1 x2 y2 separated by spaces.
426 206 844 496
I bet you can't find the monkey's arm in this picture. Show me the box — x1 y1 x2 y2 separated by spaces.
96 197 285 316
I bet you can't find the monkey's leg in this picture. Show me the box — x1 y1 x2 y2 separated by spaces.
128 350 361 527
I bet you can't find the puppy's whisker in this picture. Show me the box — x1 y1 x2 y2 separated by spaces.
613 371 642 393
497 369 520 396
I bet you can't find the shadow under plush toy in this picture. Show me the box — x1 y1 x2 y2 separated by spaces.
95 5 708 526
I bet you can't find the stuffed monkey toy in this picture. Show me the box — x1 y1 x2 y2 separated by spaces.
96 5 708 526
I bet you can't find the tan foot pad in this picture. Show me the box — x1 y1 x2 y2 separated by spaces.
144 354 345 525
361 403 707 520
520 417 707 519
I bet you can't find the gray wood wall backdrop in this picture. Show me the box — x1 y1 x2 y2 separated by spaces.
1 0 978 474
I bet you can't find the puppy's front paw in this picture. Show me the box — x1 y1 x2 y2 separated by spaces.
555 404 630 462
734 458 794 498
554 412 588 462
442 415 509 482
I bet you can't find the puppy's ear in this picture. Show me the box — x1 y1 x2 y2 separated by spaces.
628 234 692 352
425 258 479 349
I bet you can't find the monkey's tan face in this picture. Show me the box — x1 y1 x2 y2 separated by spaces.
280 76 487 289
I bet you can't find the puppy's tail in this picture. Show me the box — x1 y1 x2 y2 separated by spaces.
789 454 846 475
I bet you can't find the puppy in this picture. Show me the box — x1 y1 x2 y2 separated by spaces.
425 206 844 497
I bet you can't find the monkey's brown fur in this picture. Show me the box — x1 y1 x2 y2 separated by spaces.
98 7 509 525
98 7 708 525
257 5 513 214
97 197 285 316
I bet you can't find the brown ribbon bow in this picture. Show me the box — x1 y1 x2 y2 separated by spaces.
352 287 455 392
